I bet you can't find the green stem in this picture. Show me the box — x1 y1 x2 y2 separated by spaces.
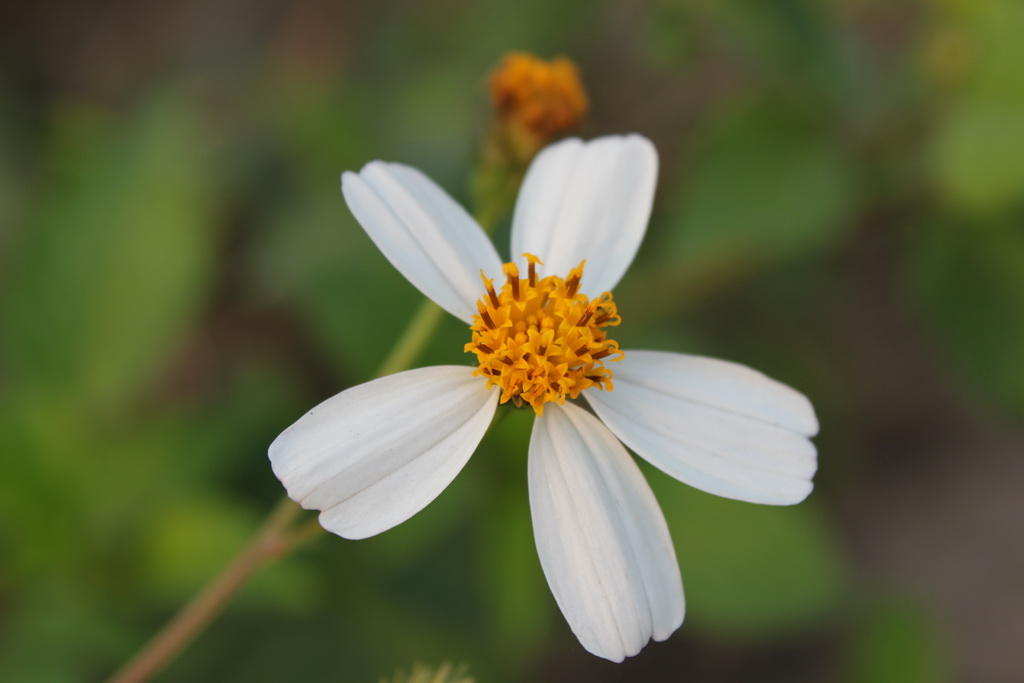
108 164 514 683
371 199 505 380
373 299 446 379
105 293 449 683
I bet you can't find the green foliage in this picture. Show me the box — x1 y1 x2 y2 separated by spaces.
3 92 219 415
848 598 951 683
474 409 554 661
2 0 1017 680
668 98 855 276
909 221 1024 416
651 474 847 638
932 99 1024 213
929 0 1024 213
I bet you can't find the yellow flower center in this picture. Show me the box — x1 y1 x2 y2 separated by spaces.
465 254 623 416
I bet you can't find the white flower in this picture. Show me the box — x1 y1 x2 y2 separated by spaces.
269 134 819 662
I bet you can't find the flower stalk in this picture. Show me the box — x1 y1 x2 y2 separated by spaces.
106 185 514 683
106 497 303 683
109 52 572 679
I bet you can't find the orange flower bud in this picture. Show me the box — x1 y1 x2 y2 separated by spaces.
489 52 588 146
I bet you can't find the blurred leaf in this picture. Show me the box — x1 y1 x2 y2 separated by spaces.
928 0 1024 96
251 185 422 379
931 99 1024 214
3 90 219 414
908 221 1024 416
928 0 1024 214
643 2 699 67
143 496 258 596
0 92 23 256
848 597 951 683
269 80 371 178
251 167 478 381
0 400 78 578
477 494 550 652
136 491 318 610
668 0 861 104
475 408 553 662
0 594 125 683
650 472 847 637
668 99 855 277
389 68 479 173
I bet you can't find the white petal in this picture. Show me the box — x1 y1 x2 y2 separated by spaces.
529 402 684 662
269 366 498 539
342 162 503 322
510 134 658 297
585 351 819 506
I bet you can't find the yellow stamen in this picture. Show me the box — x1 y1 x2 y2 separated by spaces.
524 253 543 287
465 254 623 416
565 263 583 298
503 263 520 300
480 271 500 308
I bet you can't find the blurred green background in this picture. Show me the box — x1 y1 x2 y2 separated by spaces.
2 0 1022 681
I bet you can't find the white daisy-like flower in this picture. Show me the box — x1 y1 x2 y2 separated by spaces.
269 134 819 662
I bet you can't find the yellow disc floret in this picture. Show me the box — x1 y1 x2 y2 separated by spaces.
465 254 623 416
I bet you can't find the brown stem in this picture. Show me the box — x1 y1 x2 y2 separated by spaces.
105 497 305 683
106 141 519 683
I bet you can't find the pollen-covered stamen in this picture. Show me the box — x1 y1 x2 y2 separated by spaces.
481 271 500 309
524 253 542 287
504 263 520 300
576 301 598 327
465 254 623 416
565 265 583 298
